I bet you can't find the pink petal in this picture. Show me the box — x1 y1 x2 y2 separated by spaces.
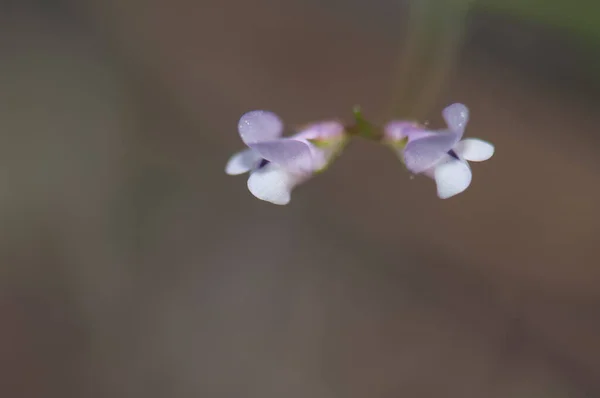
384 121 430 142
293 121 345 141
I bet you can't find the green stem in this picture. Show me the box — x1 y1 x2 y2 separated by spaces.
346 105 383 141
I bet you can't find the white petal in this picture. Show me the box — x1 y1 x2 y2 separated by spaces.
433 157 472 199
225 149 261 175
442 103 469 136
453 138 494 162
238 110 283 145
247 164 309 205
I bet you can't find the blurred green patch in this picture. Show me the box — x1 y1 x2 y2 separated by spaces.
478 0 600 44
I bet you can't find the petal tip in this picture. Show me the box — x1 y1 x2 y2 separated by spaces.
225 149 260 175
454 138 495 162
238 110 284 144
247 165 299 205
442 103 470 135
433 158 472 199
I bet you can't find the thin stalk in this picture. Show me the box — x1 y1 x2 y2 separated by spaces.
388 0 474 121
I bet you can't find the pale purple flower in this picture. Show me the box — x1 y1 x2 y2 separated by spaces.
225 110 347 205
385 103 494 199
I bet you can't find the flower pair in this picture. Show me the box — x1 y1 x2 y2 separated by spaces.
225 104 494 204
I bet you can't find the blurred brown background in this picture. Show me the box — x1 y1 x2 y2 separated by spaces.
0 0 599 396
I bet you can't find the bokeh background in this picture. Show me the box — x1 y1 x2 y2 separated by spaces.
1 0 599 396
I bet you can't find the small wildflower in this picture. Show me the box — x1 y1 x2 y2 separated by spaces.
227 103 494 204
384 103 494 199
225 110 347 205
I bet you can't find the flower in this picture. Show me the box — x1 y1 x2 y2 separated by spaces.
384 103 494 199
225 110 347 205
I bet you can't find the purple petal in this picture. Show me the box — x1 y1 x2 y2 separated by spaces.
384 121 431 142
403 130 461 174
238 110 283 145
442 103 469 137
225 148 262 175
248 139 315 173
